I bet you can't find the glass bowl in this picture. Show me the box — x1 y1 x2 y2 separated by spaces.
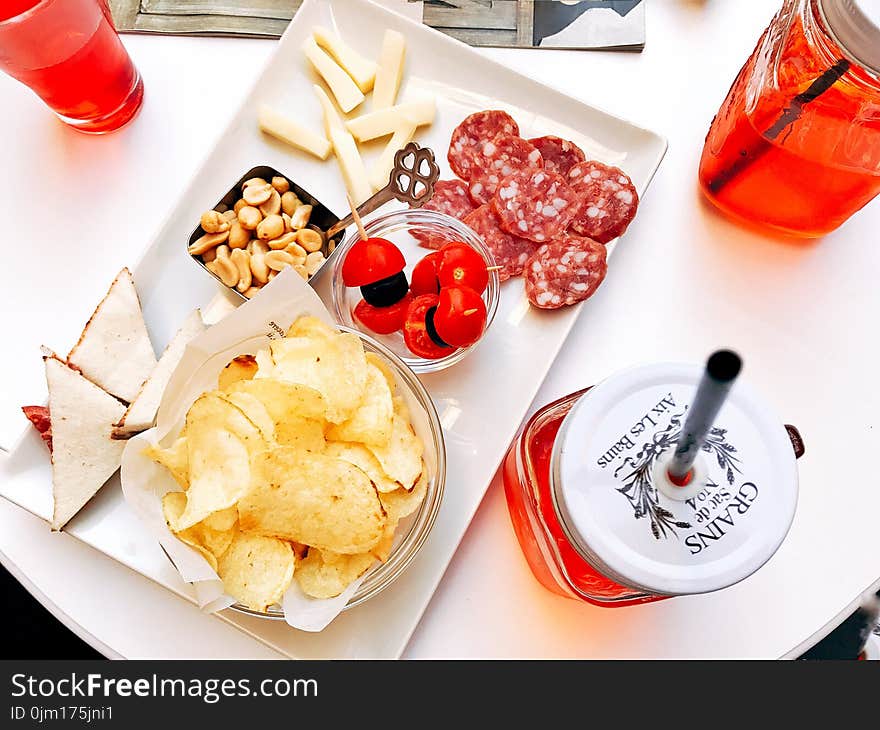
330 209 501 374
229 325 446 619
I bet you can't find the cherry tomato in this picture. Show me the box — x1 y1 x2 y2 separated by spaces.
353 293 413 335
404 294 454 360
438 242 489 294
433 285 487 348
341 237 406 287
410 252 442 297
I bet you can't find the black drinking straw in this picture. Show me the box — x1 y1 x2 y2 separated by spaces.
667 350 743 484
707 58 851 195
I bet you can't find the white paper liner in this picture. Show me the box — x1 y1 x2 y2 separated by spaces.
120 269 374 632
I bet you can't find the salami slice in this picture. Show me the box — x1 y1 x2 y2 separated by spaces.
492 169 578 243
467 135 543 206
528 136 586 176
524 236 607 310
412 179 477 248
463 205 535 282
567 161 639 243
448 110 520 181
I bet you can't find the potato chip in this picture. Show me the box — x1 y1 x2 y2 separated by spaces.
370 519 399 563
295 547 376 599
324 441 400 493
162 491 219 571
268 332 367 424
218 532 295 612
275 417 325 453
174 393 266 530
379 466 428 522
365 397 423 490
240 447 386 553
285 316 336 340
218 354 258 390
326 363 393 447
203 504 238 532
222 391 275 440
365 352 397 395
225 379 327 422
144 436 189 489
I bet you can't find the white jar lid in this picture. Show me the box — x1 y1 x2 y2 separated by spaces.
551 363 799 596
820 0 880 74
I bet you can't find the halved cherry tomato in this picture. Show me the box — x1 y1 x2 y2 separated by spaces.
341 237 406 287
404 294 454 360
438 242 489 294
410 252 442 297
354 292 413 335
433 285 487 348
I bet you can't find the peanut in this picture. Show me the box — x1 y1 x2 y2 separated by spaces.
267 231 299 251
202 246 218 263
265 250 295 271
234 198 248 215
290 204 313 230
272 176 290 194
231 249 252 293
250 246 270 284
238 205 262 230
282 213 293 232
213 249 240 288
281 191 301 217
267 270 277 282
243 182 273 206
293 264 309 280
305 251 325 276
242 177 267 189
188 230 229 255
257 214 284 241
284 242 307 263
259 189 282 217
296 228 323 253
243 286 262 299
228 221 251 250
200 210 230 234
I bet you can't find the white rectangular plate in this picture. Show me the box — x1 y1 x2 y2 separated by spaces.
0 0 665 658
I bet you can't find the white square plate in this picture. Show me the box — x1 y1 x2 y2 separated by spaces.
0 0 665 658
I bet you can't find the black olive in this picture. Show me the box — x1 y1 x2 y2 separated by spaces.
360 271 409 307
425 306 451 349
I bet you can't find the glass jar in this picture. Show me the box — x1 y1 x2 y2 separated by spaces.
502 364 802 607
698 0 880 237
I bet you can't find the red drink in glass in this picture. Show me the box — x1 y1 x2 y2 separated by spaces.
0 0 143 133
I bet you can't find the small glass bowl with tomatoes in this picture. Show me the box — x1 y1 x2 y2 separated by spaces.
330 209 500 373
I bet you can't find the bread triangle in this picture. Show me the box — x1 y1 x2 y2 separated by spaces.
45 355 127 530
112 309 206 438
67 268 157 403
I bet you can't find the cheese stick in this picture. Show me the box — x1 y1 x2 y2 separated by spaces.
258 105 332 160
369 120 418 192
373 30 406 110
303 37 364 113
346 99 436 142
312 26 377 94
313 84 345 137
330 128 372 206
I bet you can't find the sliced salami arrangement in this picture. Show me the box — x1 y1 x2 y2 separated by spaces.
415 109 641 310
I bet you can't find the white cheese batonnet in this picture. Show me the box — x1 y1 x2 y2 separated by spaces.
372 30 406 110
330 127 373 205
345 99 436 142
369 120 418 192
313 84 345 137
303 37 365 113
312 26 377 94
258 104 332 160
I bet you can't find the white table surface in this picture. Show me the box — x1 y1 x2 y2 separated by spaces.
2 1 879 659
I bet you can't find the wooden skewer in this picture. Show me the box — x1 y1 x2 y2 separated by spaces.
487 265 503 272
347 193 368 241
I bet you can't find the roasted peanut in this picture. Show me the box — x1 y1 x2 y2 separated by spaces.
213 250 240 288
234 198 248 215
271 176 290 194
259 189 282 217
265 250 295 271
243 182 273 206
231 249 252 293
282 213 293 232
200 210 230 234
243 286 262 299
305 251 325 276
267 270 277 282
296 227 323 253
242 177 267 189
188 230 229 255
257 214 284 241
284 242 307 263
293 264 309 280
267 231 299 250
228 221 251 249
238 205 262 230
289 204 313 230
202 246 218 263
250 247 270 284
281 191 301 216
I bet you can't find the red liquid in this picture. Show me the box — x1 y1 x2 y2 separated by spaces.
502 390 664 607
699 1 880 237
0 0 143 132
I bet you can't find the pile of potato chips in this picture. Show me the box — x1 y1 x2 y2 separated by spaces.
145 316 427 612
